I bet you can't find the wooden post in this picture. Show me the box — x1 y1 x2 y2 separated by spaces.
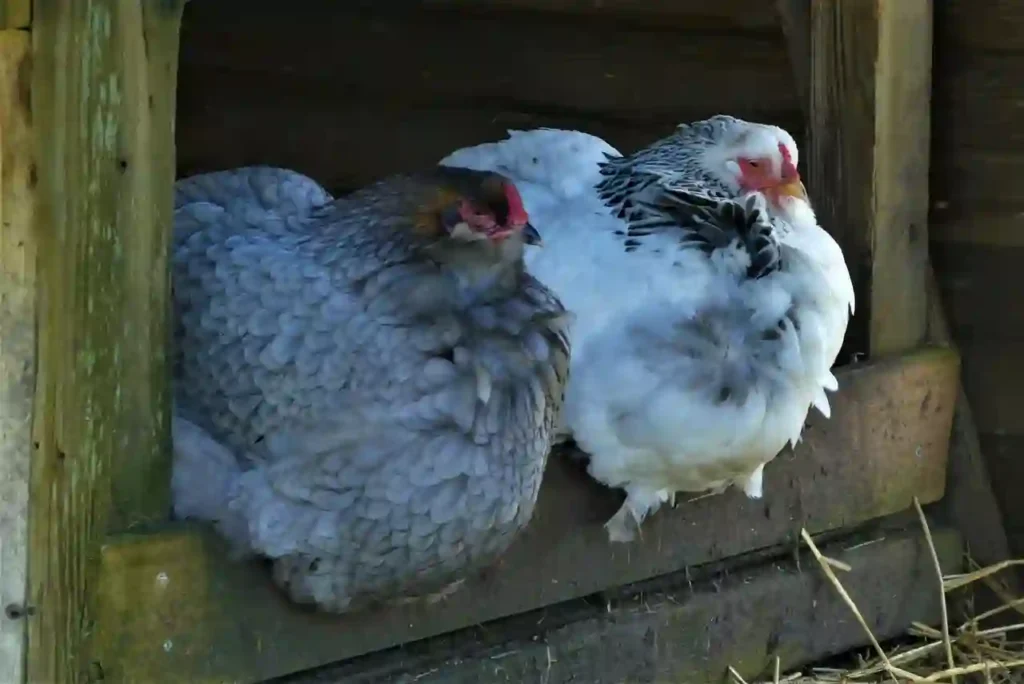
780 0 1013 588
0 25 35 684
783 0 933 358
0 1 30 30
23 1 185 681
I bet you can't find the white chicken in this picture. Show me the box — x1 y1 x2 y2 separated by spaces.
439 116 854 542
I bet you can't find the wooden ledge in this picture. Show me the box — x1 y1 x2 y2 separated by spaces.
92 347 960 683
285 526 963 683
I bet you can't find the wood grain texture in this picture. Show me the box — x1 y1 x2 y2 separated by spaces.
929 12 1024 216
926 265 1014 576
807 0 932 358
174 1 803 208
0 0 28 29
265 528 965 684
178 2 797 123
0 28 34 684
420 0 780 30
931 243 1024 342
950 340 1024 437
937 0 1024 52
26 2 184 681
979 435 1024 558
176 79 804 195
929 48 1024 217
933 52 1024 151
931 214 1024 248
929 242 1024 449
927 0 1024 577
931 150 1024 217
90 349 958 684
776 0 810 119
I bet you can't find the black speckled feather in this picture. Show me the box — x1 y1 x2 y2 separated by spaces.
593 118 783 280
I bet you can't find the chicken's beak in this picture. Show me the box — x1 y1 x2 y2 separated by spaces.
776 179 808 201
521 222 543 246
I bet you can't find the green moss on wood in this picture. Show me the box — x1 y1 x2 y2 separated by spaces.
0 0 29 29
26 1 185 682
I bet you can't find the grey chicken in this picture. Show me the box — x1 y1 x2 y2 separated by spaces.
170 165 570 613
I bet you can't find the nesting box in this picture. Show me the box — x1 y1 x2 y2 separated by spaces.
0 1 989 683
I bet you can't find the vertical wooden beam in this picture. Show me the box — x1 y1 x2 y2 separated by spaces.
0 1 30 29
805 0 933 358
0 26 34 684
787 0 1013 596
27 1 185 681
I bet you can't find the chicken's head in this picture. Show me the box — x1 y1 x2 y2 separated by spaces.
419 166 541 246
695 116 808 211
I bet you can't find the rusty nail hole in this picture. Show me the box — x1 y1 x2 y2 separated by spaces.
5 603 34 620
118 159 128 172
56 448 66 461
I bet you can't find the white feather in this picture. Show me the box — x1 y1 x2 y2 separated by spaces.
441 122 854 542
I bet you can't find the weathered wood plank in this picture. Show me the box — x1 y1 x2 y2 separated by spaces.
926 266 1014 579
929 244 1024 440
0 0 28 29
931 151 1024 216
179 2 796 123
930 48 1024 214
421 0 780 30
807 0 932 358
927 0 1024 570
937 0 1024 52
931 215 1024 248
931 243 1024 341
275 527 964 684
91 348 958 684
933 52 1024 151
26 2 185 682
929 274 1024 574
175 81 803 194
0 28 34 684
978 435 1024 558
776 0 809 119
948 340 1024 437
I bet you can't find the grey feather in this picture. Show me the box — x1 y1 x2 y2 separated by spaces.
171 165 570 613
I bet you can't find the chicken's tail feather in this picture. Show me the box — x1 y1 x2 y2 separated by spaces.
171 414 253 556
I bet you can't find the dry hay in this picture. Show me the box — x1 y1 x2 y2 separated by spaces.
730 498 1024 684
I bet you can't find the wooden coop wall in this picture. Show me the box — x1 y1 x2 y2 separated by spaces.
175 1 803 193
179 1 1024 556
152 3 962 682
930 0 1024 557
0 0 975 682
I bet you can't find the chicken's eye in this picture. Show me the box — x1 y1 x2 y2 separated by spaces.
746 160 760 169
